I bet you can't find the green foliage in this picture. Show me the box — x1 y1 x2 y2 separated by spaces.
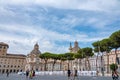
92 41 100 52
74 53 84 59
110 30 120 49
77 49 82 54
64 52 75 60
58 54 66 61
82 47 93 57
100 38 112 53
110 63 118 71
40 52 52 59
50 53 58 60
77 49 85 58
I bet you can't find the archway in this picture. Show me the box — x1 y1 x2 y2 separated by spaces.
2 69 5 73
10 69 12 73
13 69 16 73
6 69 8 73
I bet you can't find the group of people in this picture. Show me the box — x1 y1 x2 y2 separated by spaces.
67 68 119 80
67 68 78 80
26 69 35 79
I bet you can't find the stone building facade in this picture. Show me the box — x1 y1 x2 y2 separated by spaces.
0 42 26 73
69 41 80 53
25 43 65 71
25 43 42 71
103 50 120 73
1 41 120 74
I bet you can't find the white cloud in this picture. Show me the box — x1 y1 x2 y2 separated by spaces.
0 0 119 54
0 23 106 54
0 0 120 12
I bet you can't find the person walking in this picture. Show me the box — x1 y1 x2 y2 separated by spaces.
112 71 119 80
67 69 71 80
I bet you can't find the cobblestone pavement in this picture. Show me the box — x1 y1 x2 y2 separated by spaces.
0 74 118 80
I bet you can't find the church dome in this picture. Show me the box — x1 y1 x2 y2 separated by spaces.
30 43 41 55
34 43 39 50
75 40 78 44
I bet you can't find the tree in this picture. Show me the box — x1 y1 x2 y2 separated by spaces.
64 53 74 70
58 54 66 71
100 38 112 73
110 63 118 71
40 52 51 71
82 47 94 71
50 53 59 71
92 40 108 76
110 30 120 64
74 49 85 71
92 41 100 71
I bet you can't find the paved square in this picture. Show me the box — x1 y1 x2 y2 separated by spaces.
0 74 118 80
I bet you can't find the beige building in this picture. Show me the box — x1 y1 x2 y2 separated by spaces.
26 43 66 71
25 43 42 71
1 41 120 74
103 50 120 73
69 41 80 53
0 42 26 73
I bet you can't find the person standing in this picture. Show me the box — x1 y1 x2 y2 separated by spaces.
73 68 78 80
6 71 9 77
29 70 33 79
32 70 35 77
26 69 29 78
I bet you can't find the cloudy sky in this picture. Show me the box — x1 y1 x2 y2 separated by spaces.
0 0 120 55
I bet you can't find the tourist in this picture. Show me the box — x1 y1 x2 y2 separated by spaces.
112 71 119 80
6 71 9 77
33 70 35 77
29 70 33 79
67 69 71 80
26 69 29 78
73 68 78 80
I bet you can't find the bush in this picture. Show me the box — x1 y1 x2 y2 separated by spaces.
110 63 118 71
